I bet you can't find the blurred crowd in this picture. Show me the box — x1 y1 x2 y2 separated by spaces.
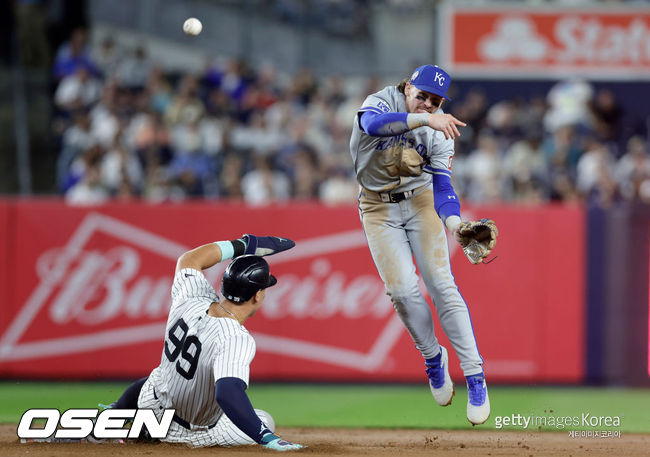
52 28 650 207
447 80 650 207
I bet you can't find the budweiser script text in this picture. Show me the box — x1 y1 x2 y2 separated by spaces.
38 247 395 325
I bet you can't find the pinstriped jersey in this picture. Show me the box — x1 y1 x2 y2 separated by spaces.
349 85 455 192
146 268 256 428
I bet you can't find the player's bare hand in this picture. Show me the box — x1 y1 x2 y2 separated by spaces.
428 113 466 140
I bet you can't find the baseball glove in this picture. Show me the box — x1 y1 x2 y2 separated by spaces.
383 147 425 177
454 219 498 265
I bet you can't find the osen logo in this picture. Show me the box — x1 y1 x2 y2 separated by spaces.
17 408 174 440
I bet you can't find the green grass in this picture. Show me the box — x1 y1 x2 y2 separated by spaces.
1 382 649 433
0 382 129 423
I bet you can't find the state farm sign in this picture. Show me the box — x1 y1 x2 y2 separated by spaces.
441 5 650 79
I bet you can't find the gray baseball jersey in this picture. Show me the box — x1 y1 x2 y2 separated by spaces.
350 85 455 192
141 268 255 428
350 84 484 378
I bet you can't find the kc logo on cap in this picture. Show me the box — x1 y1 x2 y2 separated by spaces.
409 64 452 101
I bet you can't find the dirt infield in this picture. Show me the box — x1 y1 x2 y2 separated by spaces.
1 424 648 457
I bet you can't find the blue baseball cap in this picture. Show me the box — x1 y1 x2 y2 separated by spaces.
409 65 452 101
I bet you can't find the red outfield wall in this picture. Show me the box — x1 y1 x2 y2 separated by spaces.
0 200 585 383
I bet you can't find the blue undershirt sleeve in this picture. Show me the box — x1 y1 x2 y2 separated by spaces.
359 110 410 137
431 170 461 223
215 377 271 444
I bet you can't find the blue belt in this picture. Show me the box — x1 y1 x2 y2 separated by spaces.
172 413 217 430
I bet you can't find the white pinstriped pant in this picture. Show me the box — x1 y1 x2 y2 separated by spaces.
137 376 257 448
359 185 483 376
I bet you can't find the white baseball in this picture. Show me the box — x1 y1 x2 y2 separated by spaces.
183 17 202 36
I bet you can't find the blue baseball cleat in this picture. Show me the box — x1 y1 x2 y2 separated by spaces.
242 234 296 257
466 372 490 425
425 346 454 406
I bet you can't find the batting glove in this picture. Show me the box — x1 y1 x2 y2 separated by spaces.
241 234 295 257
260 432 304 451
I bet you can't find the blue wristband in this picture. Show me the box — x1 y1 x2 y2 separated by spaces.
215 241 235 260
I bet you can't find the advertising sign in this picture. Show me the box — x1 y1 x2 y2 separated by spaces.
0 201 585 383
441 5 650 79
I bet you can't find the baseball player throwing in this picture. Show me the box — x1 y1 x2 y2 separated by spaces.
350 64 497 425
104 234 303 449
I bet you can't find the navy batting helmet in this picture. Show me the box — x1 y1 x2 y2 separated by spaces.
221 255 277 303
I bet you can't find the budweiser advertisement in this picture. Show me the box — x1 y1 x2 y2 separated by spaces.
440 5 650 79
0 201 584 383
